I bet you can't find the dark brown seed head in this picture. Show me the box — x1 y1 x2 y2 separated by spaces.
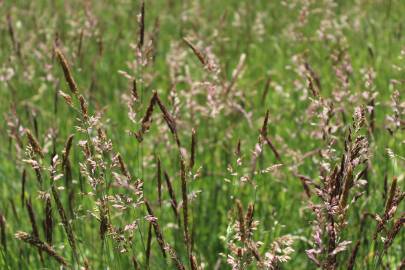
183 38 206 66
190 128 196 169
131 79 138 100
26 198 39 238
164 171 179 219
385 177 397 216
180 158 190 255
55 48 78 94
62 134 74 169
79 95 88 121
21 169 26 206
44 196 53 244
145 223 152 268
260 110 269 137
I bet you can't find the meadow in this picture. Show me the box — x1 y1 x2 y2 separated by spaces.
0 0 404 269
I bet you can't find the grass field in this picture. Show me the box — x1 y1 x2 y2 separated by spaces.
0 0 404 269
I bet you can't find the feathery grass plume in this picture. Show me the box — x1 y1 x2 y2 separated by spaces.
51 185 78 260
15 231 69 267
26 129 44 158
347 240 360 270
62 134 74 169
164 171 179 220
78 95 88 121
144 200 166 258
44 195 53 244
235 199 246 242
183 38 206 66
21 169 26 206
138 1 145 49
135 92 157 142
189 128 196 169
157 157 162 206
0 213 6 252
55 47 78 94
261 74 271 104
146 223 152 268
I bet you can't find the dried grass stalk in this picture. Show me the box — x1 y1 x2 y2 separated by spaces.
183 38 206 66
144 200 166 258
164 171 179 219
15 231 68 267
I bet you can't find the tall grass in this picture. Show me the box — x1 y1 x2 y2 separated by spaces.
0 0 404 269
